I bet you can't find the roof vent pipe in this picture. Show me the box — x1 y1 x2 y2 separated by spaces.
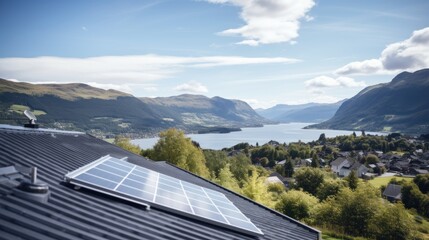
13 167 50 203
31 167 37 184
23 110 39 128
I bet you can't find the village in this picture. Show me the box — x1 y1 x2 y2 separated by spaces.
256 133 429 201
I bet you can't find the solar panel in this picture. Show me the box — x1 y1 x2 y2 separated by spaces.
65 155 264 236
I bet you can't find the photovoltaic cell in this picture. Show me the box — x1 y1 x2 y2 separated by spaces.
65 155 263 236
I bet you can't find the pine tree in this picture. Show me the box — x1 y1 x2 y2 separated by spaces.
346 170 359 190
284 159 294 177
311 152 319 168
318 133 326 143
215 164 241 193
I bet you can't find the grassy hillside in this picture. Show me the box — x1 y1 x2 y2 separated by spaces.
0 79 131 100
368 176 413 188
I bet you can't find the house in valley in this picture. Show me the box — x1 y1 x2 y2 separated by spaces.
331 158 368 177
383 184 402 202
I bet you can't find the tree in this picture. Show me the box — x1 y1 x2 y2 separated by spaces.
151 128 210 178
414 173 429 194
114 136 141 155
204 150 228 178
268 158 276 168
318 133 326 144
283 159 294 177
401 182 424 210
288 144 299 159
242 167 271 206
345 170 358 190
214 164 241 193
365 154 379 165
294 167 325 195
368 203 414 240
260 157 269 167
275 190 319 221
310 152 319 168
401 182 429 217
229 153 252 183
314 184 380 237
268 183 285 195
339 139 353 151
317 178 344 201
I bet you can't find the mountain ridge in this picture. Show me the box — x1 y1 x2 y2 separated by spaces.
0 79 269 136
0 79 131 100
140 94 270 129
308 69 429 134
257 100 346 123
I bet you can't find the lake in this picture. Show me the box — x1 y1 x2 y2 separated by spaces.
131 123 385 150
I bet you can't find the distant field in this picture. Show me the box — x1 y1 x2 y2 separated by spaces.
9 104 46 116
368 176 413 188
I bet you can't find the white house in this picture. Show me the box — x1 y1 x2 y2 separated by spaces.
331 158 368 177
330 158 349 174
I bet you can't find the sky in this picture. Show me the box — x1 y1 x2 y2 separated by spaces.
0 0 428 109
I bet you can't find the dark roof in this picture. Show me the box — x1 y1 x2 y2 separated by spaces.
330 158 347 167
410 168 429 175
349 161 367 171
383 184 402 200
0 125 320 240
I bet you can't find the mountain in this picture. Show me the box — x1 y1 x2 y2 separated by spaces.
140 94 270 131
0 79 167 136
0 79 131 100
256 100 345 123
308 69 429 134
0 79 268 136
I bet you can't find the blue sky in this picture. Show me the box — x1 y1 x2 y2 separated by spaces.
1 0 428 108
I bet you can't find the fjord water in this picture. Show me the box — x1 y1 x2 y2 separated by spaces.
132 123 385 150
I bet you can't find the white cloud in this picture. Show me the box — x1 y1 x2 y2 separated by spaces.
308 88 324 95
81 26 88 31
207 0 315 46
241 98 278 109
304 15 314 22
335 27 429 75
336 76 367 87
174 81 208 93
305 76 366 88
0 55 298 85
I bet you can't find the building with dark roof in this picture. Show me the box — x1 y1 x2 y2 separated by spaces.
382 183 402 202
0 125 320 240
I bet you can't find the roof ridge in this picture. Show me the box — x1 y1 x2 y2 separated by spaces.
0 124 84 135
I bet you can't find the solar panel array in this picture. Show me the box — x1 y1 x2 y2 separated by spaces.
65 155 263 236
